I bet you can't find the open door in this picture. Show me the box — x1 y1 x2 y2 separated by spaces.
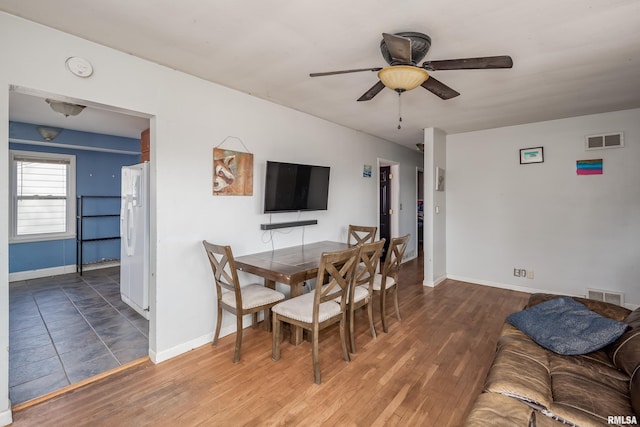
379 165 391 258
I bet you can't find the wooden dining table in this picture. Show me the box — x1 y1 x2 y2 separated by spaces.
234 240 350 345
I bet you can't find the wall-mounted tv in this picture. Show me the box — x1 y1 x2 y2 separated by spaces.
264 161 330 213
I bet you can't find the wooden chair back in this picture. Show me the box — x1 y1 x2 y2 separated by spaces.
380 234 410 286
202 240 241 305
347 224 377 246
314 246 361 320
354 239 386 288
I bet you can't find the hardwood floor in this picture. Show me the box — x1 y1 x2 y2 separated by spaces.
11 255 529 426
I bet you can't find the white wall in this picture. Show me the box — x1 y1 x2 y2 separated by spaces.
446 109 640 307
0 13 422 422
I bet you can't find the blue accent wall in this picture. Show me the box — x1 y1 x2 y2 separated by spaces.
9 121 142 273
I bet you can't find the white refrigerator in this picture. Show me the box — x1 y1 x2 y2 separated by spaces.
120 162 150 320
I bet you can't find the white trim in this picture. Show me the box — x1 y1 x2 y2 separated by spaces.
423 274 447 288
9 138 140 156
445 274 640 310
151 313 263 363
9 261 120 282
0 407 13 426
9 264 76 281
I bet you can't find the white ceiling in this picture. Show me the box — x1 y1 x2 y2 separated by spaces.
3 0 640 148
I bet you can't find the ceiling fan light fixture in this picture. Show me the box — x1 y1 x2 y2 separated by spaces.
378 66 429 91
45 98 86 117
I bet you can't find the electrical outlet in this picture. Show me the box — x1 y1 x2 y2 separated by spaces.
527 270 534 279
513 268 521 277
520 269 526 277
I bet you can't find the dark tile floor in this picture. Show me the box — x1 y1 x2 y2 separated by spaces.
9 267 149 405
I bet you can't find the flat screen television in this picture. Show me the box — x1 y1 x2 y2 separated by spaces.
264 161 330 213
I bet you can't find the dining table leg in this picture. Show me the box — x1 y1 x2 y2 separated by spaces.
264 278 305 345
288 280 305 345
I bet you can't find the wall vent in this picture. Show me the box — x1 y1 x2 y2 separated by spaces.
586 288 624 306
585 132 624 150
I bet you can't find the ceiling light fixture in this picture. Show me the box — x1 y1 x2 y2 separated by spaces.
45 98 86 117
37 126 62 141
377 66 430 130
378 66 429 91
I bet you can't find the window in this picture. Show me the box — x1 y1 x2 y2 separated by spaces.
10 150 76 242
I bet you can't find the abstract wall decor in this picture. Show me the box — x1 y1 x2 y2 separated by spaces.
576 159 603 175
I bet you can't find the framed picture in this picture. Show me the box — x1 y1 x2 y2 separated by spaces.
213 148 254 196
435 167 445 191
520 147 544 164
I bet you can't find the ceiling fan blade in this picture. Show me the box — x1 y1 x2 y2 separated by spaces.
421 77 460 100
422 55 513 71
357 80 386 101
310 67 382 77
382 33 412 64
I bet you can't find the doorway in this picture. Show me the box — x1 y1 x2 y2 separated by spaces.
7 87 152 406
417 168 424 255
378 160 400 259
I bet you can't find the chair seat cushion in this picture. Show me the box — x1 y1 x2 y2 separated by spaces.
221 284 285 310
372 273 396 291
332 285 369 304
272 292 341 323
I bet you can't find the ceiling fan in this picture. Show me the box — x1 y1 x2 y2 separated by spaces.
310 32 513 102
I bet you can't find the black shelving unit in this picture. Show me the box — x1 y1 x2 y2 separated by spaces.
76 195 121 275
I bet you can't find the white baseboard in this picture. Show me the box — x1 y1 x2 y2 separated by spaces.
152 332 213 364
151 315 258 364
423 274 447 288
9 265 76 282
9 261 119 282
445 274 640 310
0 405 13 426
446 274 578 296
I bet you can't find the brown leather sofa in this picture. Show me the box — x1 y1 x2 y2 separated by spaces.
465 294 640 427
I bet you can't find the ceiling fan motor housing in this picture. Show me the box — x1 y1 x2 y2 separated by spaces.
380 32 432 65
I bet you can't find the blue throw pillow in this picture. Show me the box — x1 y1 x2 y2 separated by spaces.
506 297 628 355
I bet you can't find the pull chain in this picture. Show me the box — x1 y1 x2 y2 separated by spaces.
397 91 403 130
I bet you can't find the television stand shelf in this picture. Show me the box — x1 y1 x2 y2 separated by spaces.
260 220 318 230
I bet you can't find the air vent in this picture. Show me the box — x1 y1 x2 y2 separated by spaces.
587 288 624 306
585 132 624 150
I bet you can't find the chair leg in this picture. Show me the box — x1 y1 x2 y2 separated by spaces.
272 314 281 361
367 299 377 340
393 286 401 321
349 304 357 353
339 314 350 363
233 313 243 364
264 308 272 332
312 328 321 384
252 312 258 328
213 305 223 346
380 290 388 333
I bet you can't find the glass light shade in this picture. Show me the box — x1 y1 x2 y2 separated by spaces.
37 126 62 141
45 99 86 117
378 66 429 91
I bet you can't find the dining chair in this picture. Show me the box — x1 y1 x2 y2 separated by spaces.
202 240 285 363
373 234 410 333
345 238 385 353
347 224 377 246
271 246 361 384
